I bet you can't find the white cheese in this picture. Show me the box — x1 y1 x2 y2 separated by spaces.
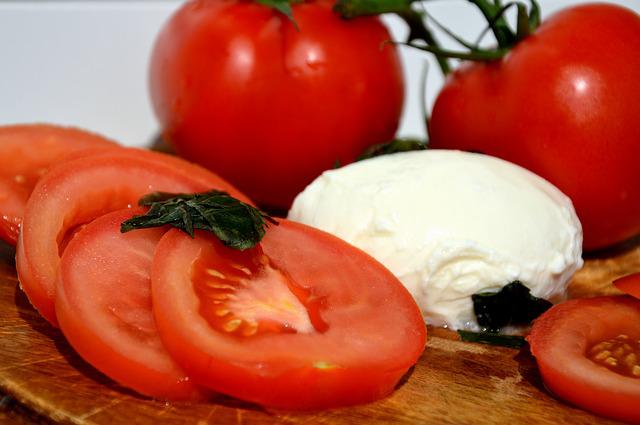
288 150 583 331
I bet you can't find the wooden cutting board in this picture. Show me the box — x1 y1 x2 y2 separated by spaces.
0 239 638 425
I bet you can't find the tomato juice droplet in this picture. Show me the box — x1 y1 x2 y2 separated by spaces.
588 334 640 378
192 242 328 337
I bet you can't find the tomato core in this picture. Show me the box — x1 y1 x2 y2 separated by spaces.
193 244 328 338
588 334 640 379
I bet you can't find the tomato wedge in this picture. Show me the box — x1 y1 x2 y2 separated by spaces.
614 273 640 299
0 124 118 244
528 296 640 423
151 221 426 409
56 208 207 400
16 148 250 326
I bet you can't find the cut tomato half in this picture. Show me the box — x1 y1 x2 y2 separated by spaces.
151 220 426 410
528 296 640 423
0 124 118 245
16 148 250 326
614 273 640 299
56 208 207 400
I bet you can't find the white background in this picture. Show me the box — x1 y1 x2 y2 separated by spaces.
0 0 638 146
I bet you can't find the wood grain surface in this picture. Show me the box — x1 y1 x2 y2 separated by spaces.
0 239 638 425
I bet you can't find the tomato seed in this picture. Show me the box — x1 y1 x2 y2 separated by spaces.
207 282 236 290
215 309 230 317
588 334 640 378
242 322 258 337
205 268 226 279
231 264 252 276
224 319 242 332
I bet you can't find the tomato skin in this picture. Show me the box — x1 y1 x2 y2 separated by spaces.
614 273 640 299
16 148 250 327
0 124 118 245
151 221 426 409
527 296 640 423
150 0 404 210
429 4 640 251
56 208 207 401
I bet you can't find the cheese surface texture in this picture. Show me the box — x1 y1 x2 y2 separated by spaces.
288 150 583 330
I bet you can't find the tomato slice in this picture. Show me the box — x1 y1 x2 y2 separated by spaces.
0 124 118 245
614 273 640 299
56 208 207 400
151 220 426 410
528 296 640 423
16 148 250 327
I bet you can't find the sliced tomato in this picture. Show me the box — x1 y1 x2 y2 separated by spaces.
0 124 118 245
16 148 250 327
528 296 640 423
151 220 426 410
614 273 640 299
56 208 207 400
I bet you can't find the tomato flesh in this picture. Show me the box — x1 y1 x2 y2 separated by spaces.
528 296 640 423
151 221 426 409
56 208 207 400
16 148 250 326
192 243 330 339
0 124 117 244
614 273 640 300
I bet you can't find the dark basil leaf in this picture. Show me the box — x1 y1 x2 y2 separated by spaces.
121 190 277 251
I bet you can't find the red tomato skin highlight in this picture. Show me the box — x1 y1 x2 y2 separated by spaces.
614 273 640 299
430 4 640 251
150 0 404 210
0 124 118 245
151 221 426 410
56 208 207 401
528 296 640 424
16 148 251 327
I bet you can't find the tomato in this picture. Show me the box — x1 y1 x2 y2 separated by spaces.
0 124 117 245
429 4 640 251
151 220 425 409
614 273 640 299
56 208 207 401
527 296 640 423
16 148 250 326
150 0 404 210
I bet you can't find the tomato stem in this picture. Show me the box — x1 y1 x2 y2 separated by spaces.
335 0 542 69
398 10 451 74
467 0 516 48
335 0 451 75
407 42 508 61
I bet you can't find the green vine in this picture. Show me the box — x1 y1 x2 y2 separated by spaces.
334 0 542 75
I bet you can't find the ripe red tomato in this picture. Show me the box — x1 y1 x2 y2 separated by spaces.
16 148 250 326
56 208 207 401
0 124 117 245
151 221 426 409
527 296 640 423
150 0 404 210
615 273 640 299
429 4 640 251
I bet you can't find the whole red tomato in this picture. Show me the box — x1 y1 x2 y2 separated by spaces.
150 0 404 210
429 4 640 251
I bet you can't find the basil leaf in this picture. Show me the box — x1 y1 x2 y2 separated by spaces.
121 190 277 251
472 280 552 332
357 138 427 161
458 330 526 349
